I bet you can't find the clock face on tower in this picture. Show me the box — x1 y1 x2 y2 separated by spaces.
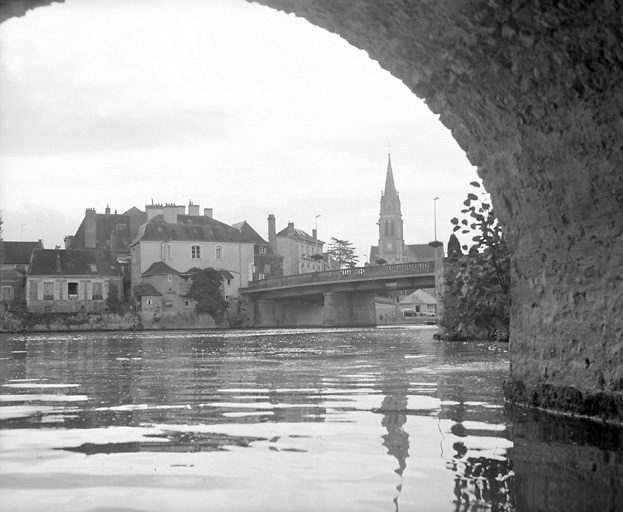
386 243 392 249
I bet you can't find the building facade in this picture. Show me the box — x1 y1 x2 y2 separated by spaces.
275 221 326 275
66 205 148 297
26 249 123 313
131 204 254 301
232 220 284 281
0 240 44 309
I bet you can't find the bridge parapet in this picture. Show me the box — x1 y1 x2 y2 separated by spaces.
244 261 435 291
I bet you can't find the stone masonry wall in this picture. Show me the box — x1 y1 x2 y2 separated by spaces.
252 0 623 420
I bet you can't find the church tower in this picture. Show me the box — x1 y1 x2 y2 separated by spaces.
378 154 405 263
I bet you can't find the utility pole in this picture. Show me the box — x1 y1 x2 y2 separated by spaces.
315 214 321 270
428 198 442 259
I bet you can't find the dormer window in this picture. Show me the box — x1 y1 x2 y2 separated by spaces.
89 264 98 272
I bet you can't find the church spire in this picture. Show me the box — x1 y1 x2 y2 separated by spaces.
384 153 397 197
377 152 404 263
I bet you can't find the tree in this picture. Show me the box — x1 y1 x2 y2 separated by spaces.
440 181 510 340
184 267 229 323
106 282 125 314
447 233 462 260
327 237 359 269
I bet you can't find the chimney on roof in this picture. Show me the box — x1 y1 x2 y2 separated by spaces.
188 201 200 216
85 208 97 249
146 203 164 221
287 221 294 235
105 205 110 215
204 208 213 218
312 228 317 240
55 248 61 274
164 203 178 224
268 214 276 253
64 235 74 249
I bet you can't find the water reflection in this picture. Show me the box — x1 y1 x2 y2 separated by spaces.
0 328 621 512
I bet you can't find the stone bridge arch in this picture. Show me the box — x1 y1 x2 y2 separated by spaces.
2 0 622 420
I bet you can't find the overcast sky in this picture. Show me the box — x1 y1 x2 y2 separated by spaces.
0 0 478 261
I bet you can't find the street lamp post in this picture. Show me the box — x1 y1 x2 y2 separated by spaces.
434 197 439 242
315 214 321 270
428 197 442 259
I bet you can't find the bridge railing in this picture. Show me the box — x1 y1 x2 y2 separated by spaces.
245 261 435 290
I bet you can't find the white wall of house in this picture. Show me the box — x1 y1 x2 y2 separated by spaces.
133 240 254 296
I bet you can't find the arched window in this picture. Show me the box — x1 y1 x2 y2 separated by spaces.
390 220 395 236
384 220 389 236
191 244 201 259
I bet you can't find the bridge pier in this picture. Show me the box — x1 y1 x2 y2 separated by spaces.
253 298 323 328
323 291 376 328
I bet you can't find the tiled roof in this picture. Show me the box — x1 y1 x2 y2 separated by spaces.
69 209 147 252
232 221 267 245
134 215 250 244
137 282 162 296
1 241 44 264
123 206 143 215
28 249 121 277
399 289 437 305
369 243 442 262
142 261 180 276
405 243 441 260
276 226 323 244
219 269 235 280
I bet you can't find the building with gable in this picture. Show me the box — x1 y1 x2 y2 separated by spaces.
130 203 255 302
0 240 44 308
369 154 442 264
139 261 190 313
232 219 283 281
26 249 123 313
66 205 147 296
399 289 437 316
273 218 328 275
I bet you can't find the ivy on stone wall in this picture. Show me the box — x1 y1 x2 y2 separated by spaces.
184 267 229 324
439 182 511 341
105 282 125 314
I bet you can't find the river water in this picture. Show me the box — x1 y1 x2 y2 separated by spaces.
0 327 621 512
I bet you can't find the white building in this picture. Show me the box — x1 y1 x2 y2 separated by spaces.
131 203 254 300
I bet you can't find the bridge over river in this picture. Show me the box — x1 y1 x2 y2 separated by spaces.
240 261 438 328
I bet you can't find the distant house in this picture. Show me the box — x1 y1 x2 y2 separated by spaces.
140 261 193 313
274 220 327 275
399 289 437 315
27 249 123 313
131 203 254 300
232 220 283 281
135 282 162 314
0 240 44 308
